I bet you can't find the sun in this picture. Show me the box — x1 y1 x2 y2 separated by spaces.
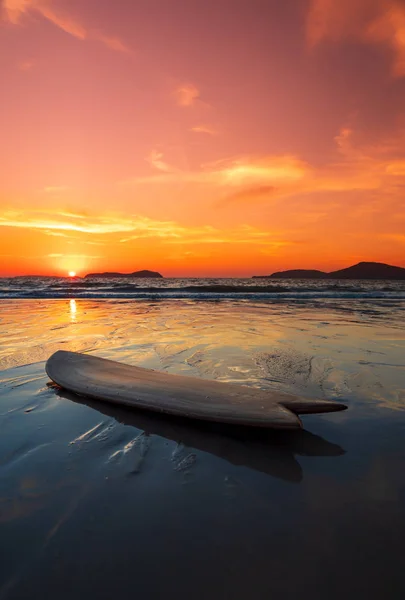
68 271 76 278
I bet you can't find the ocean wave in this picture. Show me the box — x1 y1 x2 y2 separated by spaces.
2 291 405 300
1 277 405 300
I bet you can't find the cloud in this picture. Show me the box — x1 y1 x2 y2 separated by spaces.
211 156 309 186
146 150 173 173
43 230 70 237
334 127 356 156
35 2 86 39
232 128 405 202
306 0 368 47
190 125 217 136
48 253 101 259
385 160 405 175
218 185 278 206
0 207 291 249
123 155 310 187
2 0 130 52
95 34 131 53
306 0 405 77
152 223 293 247
3 0 86 38
123 126 405 210
2 0 32 24
0 211 145 234
175 84 200 106
56 210 88 219
366 2 405 77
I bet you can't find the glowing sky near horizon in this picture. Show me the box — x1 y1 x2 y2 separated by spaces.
1 0 405 277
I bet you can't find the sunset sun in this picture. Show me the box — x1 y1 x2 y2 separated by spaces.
68 271 76 278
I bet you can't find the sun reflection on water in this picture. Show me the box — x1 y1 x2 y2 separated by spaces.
69 299 77 322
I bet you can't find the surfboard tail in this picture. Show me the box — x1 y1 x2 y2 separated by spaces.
266 404 303 429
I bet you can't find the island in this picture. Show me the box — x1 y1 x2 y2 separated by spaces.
327 262 405 280
253 262 405 280
85 270 163 279
255 269 328 279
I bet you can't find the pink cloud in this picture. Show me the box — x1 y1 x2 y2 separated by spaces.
366 2 405 77
307 0 405 77
175 84 200 106
190 125 218 135
146 150 173 173
2 0 130 52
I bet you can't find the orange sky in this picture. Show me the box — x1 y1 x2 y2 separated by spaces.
1 0 405 277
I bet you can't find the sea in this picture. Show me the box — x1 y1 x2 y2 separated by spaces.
1 275 405 300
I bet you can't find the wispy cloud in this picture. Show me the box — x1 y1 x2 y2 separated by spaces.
35 2 86 39
175 83 200 106
146 150 174 173
190 125 218 136
2 0 32 25
95 33 131 54
218 185 278 206
43 230 70 238
3 0 86 38
2 0 130 52
210 156 309 186
307 0 405 77
0 208 292 249
122 127 405 208
123 155 309 187
122 223 293 247
0 211 141 234
334 127 355 156
385 160 405 175
48 253 101 259
366 2 405 77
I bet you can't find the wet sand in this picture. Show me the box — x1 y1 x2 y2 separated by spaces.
1 299 405 599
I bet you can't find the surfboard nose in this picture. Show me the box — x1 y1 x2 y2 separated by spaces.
280 398 348 415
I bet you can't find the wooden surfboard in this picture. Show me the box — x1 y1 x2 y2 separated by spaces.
46 351 347 429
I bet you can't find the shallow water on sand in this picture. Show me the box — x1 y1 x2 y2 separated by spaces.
1 299 405 599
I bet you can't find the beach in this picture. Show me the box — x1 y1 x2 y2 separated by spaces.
1 294 405 599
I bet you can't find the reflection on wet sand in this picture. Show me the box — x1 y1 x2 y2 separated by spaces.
1 298 404 408
69 299 77 322
56 387 345 483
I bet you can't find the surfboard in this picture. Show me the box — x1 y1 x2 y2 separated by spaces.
45 350 347 429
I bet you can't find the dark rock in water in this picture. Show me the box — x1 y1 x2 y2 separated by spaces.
253 262 405 280
254 269 327 279
85 270 163 279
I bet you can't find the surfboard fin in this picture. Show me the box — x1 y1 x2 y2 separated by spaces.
280 397 347 415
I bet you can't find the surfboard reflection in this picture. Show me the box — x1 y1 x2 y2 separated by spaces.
56 388 346 483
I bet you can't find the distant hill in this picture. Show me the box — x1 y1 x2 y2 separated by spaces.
327 262 405 280
253 262 405 280
253 269 327 279
85 270 163 279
